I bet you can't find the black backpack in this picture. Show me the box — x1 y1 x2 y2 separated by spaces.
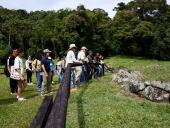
4 63 10 77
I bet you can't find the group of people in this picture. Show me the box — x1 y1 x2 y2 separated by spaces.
6 44 104 101
65 44 104 92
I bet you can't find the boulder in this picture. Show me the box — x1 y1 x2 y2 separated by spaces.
149 81 170 93
112 68 170 102
140 86 170 102
129 82 146 93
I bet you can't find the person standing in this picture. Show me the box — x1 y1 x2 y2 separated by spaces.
48 57 54 84
7 49 18 94
77 46 89 84
65 44 80 91
32 54 43 94
25 56 33 85
41 49 52 94
13 49 26 101
55 56 63 83
87 50 94 80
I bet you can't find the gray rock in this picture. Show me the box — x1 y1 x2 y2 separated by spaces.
112 68 170 102
129 82 145 93
140 86 169 102
144 81 151 86
148 81 170 93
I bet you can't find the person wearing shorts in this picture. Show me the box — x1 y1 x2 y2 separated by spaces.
14 49 26 101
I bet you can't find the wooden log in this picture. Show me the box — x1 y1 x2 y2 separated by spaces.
45 64 72 128
30 96 53 128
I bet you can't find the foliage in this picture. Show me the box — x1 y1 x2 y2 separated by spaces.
0 1 170 62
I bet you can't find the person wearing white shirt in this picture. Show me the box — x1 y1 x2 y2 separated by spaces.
65 45 80 67
25 56 33 85
65 44 80 91
14 49 26 101
77 46 88 83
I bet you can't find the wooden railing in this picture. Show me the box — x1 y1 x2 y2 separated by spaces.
30 63 104 128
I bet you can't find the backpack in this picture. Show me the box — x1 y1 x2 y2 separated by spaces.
4 59 10 77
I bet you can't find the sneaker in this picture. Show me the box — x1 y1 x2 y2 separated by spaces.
27 83 31 86
18 97 26 101
16 95 19 99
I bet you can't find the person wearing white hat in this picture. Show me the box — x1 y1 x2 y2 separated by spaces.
65 44 79 67
76 46 89 84
65 44 80 91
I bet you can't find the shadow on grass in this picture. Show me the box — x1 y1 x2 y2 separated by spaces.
76 81 91 128
26 93 39 99
0 98 16 105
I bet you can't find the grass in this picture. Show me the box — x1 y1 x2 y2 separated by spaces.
67 76 170 128
104 55 170 82
66 56 170 128
0 56 170 128
0 67 59 128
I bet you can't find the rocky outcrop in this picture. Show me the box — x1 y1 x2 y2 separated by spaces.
112 69 170 102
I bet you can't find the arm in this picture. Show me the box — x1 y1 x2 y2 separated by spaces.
54 63 57 74
7 59 11 74
32 60 37 71
41 64 48 76
16 68 24 80
25 60 31 70
14 58 24 80
72 52 81 63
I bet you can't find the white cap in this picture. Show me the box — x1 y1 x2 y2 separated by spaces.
81 46 88 50
69 44 77 50
43 49 51 53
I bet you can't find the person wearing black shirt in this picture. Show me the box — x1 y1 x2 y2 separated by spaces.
7 49 18 94
25 56 33 85
41 49 52 94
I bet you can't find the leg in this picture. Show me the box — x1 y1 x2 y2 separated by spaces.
17 80 22 98
75 66 82 85
26 70 29 83
36 72 42 92
30 71 32 83
13 79 18 93
51 71 54 83
10 78 14 93
46 72 51 93
70 69 76 88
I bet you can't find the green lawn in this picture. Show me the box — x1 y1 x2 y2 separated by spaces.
0 69 59 128
67 56 170 128
0 56 170 128
105 55 170 82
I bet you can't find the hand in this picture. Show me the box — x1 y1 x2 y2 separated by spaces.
20 76 24 81
45 73 48 77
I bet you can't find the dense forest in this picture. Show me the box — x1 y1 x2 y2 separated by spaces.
0 0 170 63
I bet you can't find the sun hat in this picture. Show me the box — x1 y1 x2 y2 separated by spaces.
69 44 77 50
81 46 88 50
43 49 51 53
